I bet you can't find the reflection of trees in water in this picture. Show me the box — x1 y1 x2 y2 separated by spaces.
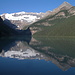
29 37 75 71
0 37 75 71
0 37 47 62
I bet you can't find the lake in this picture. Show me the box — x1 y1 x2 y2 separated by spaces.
0 36 75 75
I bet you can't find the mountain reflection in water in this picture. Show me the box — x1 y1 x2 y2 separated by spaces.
0 36 75 71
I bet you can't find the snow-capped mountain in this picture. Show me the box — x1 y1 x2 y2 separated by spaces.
1 12 45 30
1 2 74 30
4 12 44 22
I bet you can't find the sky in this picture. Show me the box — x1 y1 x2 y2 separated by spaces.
0 0 75 14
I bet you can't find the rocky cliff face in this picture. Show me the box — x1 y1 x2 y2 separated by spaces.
68 6 75 15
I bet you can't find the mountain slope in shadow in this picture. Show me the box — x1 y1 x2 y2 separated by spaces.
0 16 32 37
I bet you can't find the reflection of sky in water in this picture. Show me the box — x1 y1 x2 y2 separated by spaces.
0 37 75 75
0 57 75 75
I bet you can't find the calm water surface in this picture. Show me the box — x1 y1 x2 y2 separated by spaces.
0 37 75 75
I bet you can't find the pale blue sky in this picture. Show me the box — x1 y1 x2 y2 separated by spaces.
0 0 75 14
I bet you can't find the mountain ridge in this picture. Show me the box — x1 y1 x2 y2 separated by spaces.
51 2 72 15
29 2 75 36
1 1 75 36
1 1 73 30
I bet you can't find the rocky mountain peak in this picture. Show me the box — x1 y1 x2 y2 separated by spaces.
62 1 71 5
53 1 73 13
59 1 72 9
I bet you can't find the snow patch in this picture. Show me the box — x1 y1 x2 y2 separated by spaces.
5 12 41 22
